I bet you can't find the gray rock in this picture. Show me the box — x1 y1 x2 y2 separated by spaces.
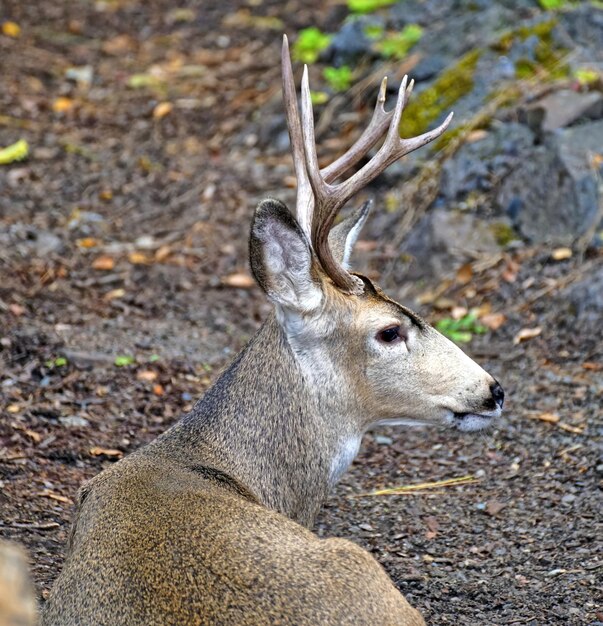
521 89 603 133
326 17 378 66
400 209 501 280
497 120 603 244
440 122 535 202
559 265 603 325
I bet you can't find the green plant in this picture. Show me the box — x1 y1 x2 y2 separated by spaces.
348 0 397 14
435 312 487 344
323 65 353 92
292 27 332 64
45 356 68 368
377 24 423 59
310 90 329 105
114 355 136 367
363 23 385 39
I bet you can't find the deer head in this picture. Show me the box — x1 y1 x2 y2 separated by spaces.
249 37 503 473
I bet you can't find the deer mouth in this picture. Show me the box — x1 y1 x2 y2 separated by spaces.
448 408 501 432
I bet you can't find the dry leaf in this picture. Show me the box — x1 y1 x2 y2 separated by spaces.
155 244 171 262
513 327 542 344
7 404 20 413
9 303 25 316
222 272 255 288
153 102 173 119
36 489 72 504
531 412 560 424
103 288 125 301
52 97 74 113
128 251 151 265
551 247 572 261
92 255 115 271
466 129 488 143
152 384 164 396
89 447 123 458
424 516 439 540
451 306 468 320
23 429 42 443
2 21 21 38
136 370 158 382
485 500 506 516
76 237 100 249
582 362 603 372
456 263 473 285
99 189 113 201
481 312 506 330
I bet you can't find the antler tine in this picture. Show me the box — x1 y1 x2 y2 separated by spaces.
333 81 453 207
321 76 415 184
281 35 314 237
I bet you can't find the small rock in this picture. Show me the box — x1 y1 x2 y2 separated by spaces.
58 416 90 428
374 435 393 445
561 493 577 505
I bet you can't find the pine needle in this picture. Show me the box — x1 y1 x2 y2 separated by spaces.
360 474 478 497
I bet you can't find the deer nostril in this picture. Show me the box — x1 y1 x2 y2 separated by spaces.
490 381 504 408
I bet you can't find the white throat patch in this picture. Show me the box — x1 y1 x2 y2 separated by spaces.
329 436 361 487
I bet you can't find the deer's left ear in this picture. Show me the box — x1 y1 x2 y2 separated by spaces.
328 201 371 269
250 199 323 317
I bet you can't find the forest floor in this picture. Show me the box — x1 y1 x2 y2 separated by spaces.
1 1 602 624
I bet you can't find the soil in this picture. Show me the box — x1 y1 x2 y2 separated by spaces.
1 1 601 625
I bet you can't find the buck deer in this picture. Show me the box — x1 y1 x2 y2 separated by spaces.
41 36 504 626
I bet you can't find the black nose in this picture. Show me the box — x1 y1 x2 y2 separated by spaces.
490 381 504 408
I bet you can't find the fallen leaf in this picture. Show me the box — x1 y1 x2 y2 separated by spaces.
485 500 506 516
7 404 20 414
153 384 164 396
92 255 115 271
89 447 123 458
582 361 603 372
136 370 158 382
155 245 171 262
480 312 506 330
424 516 439 540
2 21 21 38
52 97 75 113
23 429 42 443
466 129 488 143
103 288 125 301
99 189 113 201
513 327 542 344
530 412 560 424
451 306 468 320
222 272 255 288
128 251 151 265
36 489 73 504
153 102 173 119
76 237 101 249
551 247 572 261
456 263 473 285
9 303 25 316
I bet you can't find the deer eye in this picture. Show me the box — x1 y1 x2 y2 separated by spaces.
377 326 402 344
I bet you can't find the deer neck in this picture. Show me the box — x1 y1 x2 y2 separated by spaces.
156 314 359 528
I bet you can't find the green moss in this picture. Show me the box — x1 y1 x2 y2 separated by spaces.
492 20 569 80
400 49 482 139
490 222 518 246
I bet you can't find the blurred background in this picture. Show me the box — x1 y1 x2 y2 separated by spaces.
1 1 602 624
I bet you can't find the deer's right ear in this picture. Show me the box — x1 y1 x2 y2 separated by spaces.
250 199 323 316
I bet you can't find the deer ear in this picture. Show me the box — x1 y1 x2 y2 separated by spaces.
250 199 323 315
327 201 371 270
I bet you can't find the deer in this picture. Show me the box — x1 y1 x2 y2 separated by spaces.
41 36 504 626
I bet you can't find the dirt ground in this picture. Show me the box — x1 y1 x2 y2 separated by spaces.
1 1 601 624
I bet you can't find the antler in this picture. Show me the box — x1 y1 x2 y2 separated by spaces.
281 35 453 294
